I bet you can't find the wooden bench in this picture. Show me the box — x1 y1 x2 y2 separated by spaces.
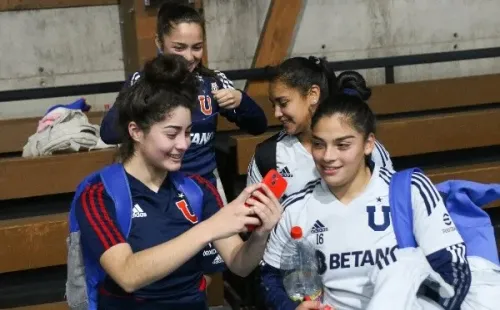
2 72 499 308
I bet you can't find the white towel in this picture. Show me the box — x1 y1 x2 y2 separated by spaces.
367 247 454 310
461 256 500 310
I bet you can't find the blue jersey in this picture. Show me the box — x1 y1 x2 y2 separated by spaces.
100 70 267 184
74 171 223 309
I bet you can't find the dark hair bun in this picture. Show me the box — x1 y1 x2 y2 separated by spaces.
337 71 372 101
143 54 192 89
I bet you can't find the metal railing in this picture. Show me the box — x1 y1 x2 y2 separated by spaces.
1 47 500 103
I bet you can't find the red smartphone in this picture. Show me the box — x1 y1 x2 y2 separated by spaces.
246 169 288 231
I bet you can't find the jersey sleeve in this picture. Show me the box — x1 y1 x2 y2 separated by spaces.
214 70 235 90
74 180 127 261
246 155 263 186
215 71 268 135
411 172 471 309
188 174 226 273
263 208 293 269
372 140 394 171
99 71 141 145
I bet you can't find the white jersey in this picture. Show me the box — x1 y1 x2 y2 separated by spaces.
263 165 465 310
246 131 393 198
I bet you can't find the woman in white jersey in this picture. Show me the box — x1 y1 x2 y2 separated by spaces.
246 57 392 197
260 77 471 310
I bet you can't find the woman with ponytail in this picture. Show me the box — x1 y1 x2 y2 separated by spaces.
247 56 393 197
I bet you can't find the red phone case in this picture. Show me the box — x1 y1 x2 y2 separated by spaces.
246 169 288 231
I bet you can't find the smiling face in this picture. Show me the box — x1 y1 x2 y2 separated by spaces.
157 22 204 72
129 106 192 172
268 80 320 136
311 114 375 189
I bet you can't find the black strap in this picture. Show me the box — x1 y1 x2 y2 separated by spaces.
254 132 280 178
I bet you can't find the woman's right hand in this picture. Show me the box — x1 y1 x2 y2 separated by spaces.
206 183 263 241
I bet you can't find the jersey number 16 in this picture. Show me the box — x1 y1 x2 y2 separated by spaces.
316 233 324 245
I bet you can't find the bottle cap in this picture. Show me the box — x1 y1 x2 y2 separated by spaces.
290 226 303 239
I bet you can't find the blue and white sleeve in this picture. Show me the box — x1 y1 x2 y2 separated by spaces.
411 172 471 309
371 140 393 171
246 155 263 186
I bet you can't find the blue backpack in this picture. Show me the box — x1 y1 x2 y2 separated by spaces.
65 163 203 310
389 167 500 266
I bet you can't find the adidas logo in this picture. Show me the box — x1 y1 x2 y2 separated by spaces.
212 254 224 265
279 166 293 178
203 248 217 256
132 204 147 218
311 220 328 234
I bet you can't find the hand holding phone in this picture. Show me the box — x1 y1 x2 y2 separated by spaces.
245 169 287 231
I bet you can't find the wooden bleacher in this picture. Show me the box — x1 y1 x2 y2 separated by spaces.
1 73 499 309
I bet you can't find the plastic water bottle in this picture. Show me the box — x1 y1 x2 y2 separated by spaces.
280 226 324 303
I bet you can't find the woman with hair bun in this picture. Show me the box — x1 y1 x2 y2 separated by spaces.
100 1 268 282
261 79 470 310
74 54 282 310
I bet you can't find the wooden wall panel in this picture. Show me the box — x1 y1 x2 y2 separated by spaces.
119 0 158 77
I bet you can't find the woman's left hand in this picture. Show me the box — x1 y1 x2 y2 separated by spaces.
212 89 242 110
244 184 283 237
